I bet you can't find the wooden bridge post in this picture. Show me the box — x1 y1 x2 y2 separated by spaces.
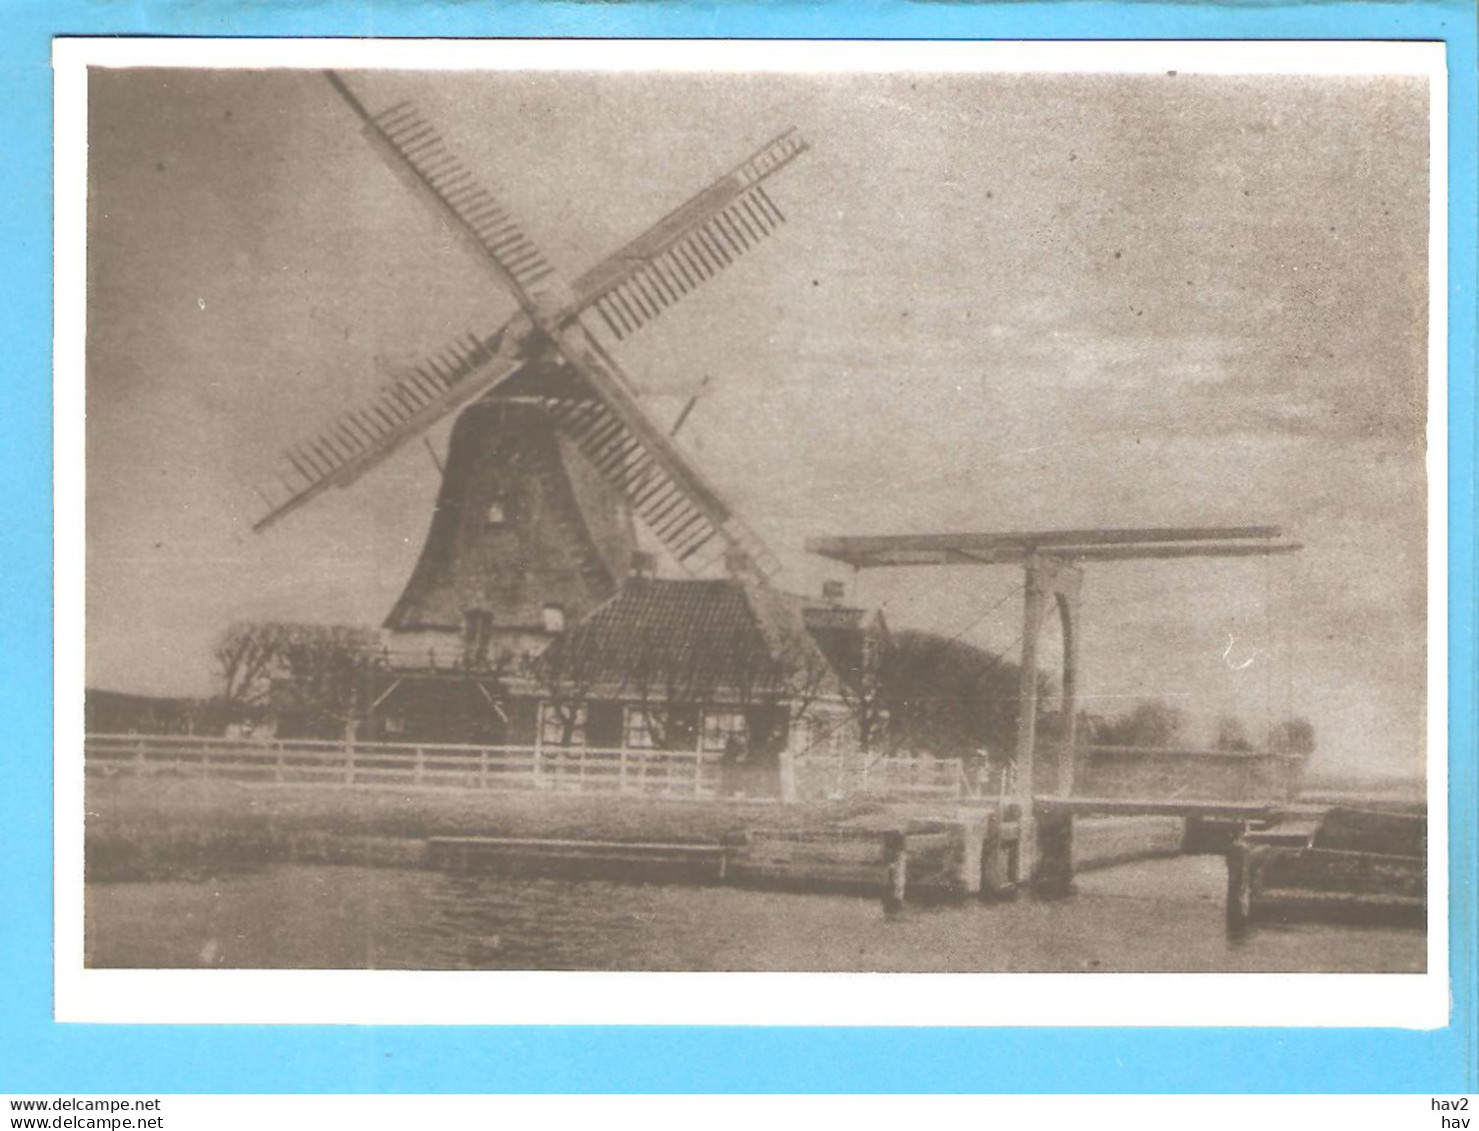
1034 806 1075 897
978 810 1011 897
1014 559 1048 880
777 733 798 803
883 830 908 911
1053 571 1083 797
1226 843 1253 934
951 820 985 897
1015 553 1085 877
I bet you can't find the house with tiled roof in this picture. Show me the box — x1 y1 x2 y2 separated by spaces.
529 574 886 798
275 558 887 797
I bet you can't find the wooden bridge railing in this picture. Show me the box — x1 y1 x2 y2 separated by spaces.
794 755 966 801
1078 744 1305 804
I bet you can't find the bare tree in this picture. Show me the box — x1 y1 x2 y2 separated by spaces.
1089 698 1192 748
618 624 762 750
214 620 289 706
1214 714 1255 752
527 629 605 747
763 634 849 800
1268 716 1317 757
875 630 1027 760
273 623 381 739
733 630 834 736
844 638 894 761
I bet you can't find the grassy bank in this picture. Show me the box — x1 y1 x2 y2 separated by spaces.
85 775 888 881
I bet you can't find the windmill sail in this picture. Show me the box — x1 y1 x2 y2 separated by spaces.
257 74 806 579
339 65 808 340
542 384 779 576
547 321 781 579
569 129 808 341
326 72 556 311
251 328 523 531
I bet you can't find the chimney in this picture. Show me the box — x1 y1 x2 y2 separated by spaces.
463 609 493 664
629 550 656 580
541 603 566 634
723 549 754 579
822 579 847 605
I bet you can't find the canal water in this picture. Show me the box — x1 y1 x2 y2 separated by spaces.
84 856 1424 973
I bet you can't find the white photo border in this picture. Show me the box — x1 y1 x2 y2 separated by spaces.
53 36 1450 1028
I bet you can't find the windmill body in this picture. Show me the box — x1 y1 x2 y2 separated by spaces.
384 375 638 663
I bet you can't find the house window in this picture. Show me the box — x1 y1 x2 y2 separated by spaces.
540 701 587 747
587 702 623 748
624 706 701 749
701 711 748 754
383 715 406 736
623 707 662 750
667 707 699 751
788 715 846 758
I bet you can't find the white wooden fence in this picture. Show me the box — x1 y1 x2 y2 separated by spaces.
85 733 721 797
84 733 966 801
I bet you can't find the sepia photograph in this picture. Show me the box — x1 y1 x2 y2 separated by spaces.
62 41 1441 1012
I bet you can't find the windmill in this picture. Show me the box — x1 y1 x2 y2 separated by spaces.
252 72 809 660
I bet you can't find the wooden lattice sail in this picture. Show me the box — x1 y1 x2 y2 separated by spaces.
254 72 806 594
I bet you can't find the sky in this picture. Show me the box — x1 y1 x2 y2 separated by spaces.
83 64 1431 777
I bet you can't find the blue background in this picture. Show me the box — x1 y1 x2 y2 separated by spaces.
1 0 1473 1094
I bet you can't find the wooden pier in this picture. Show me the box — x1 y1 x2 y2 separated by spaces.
427 836 731 883
1225 805 1426 930
424 806 1200 904
1026 795 1322 896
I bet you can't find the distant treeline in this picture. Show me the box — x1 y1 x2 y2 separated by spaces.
90 620 1317 760
85 689 247 735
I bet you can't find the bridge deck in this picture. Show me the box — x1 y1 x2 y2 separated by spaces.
1034 796 1325 820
